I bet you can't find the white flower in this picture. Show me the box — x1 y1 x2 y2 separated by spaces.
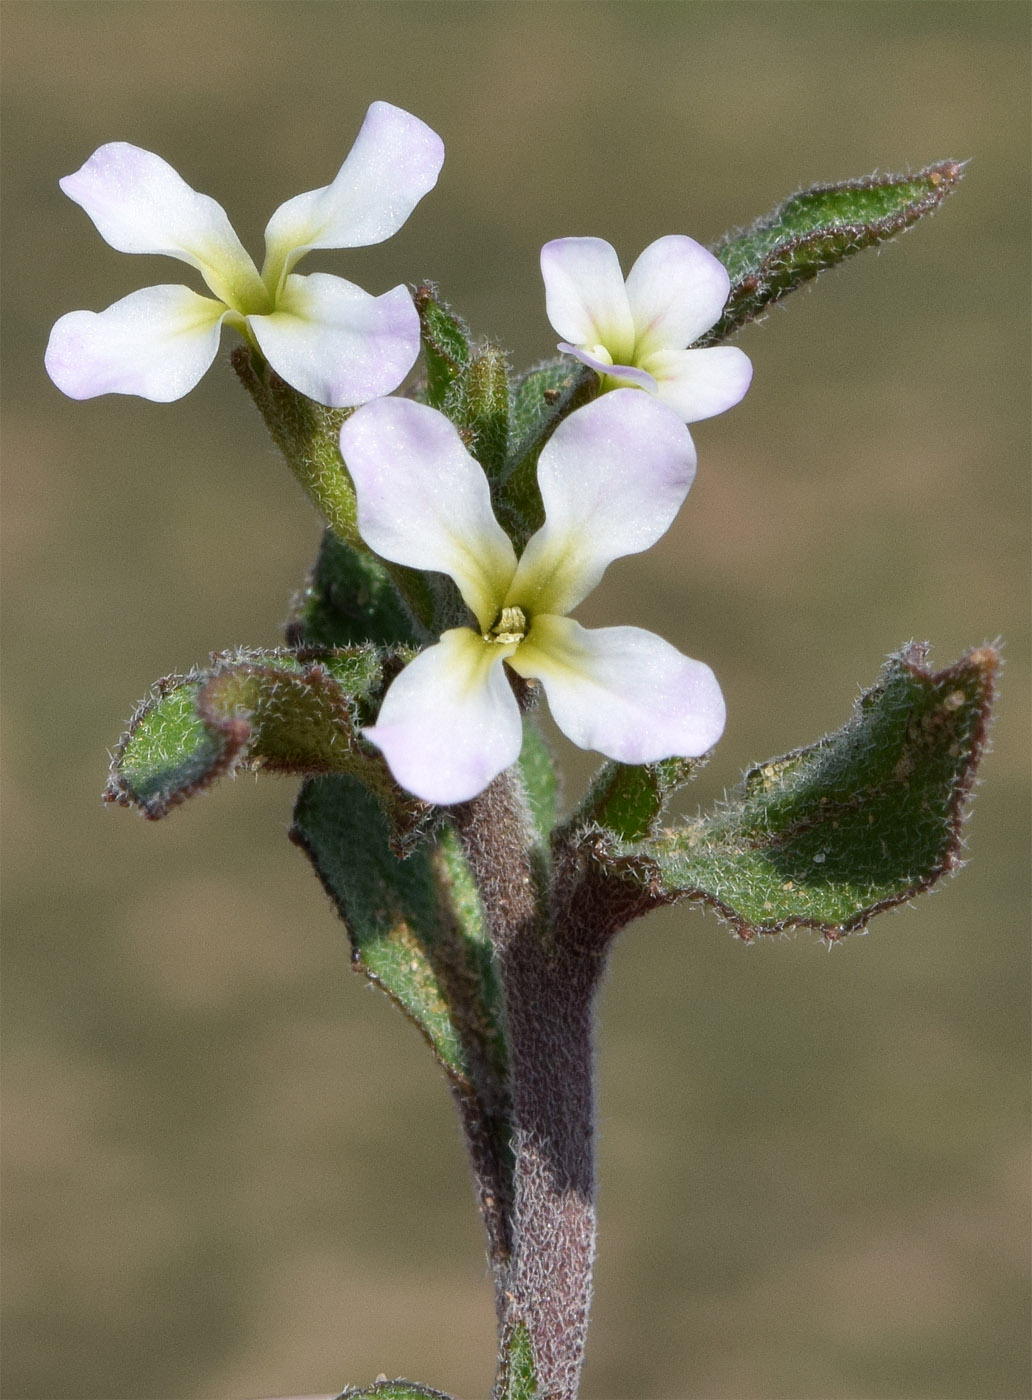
339 390 725 804
540 234 752 423
44 102 444 406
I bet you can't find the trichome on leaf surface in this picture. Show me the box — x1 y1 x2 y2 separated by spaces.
48 104 992 1400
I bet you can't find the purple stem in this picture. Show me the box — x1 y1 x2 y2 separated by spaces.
454 773 606 1400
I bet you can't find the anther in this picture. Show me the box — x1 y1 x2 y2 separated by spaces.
485 605 527 645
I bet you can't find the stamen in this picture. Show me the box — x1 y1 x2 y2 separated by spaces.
485 605 527 646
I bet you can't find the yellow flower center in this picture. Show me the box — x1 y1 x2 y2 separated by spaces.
485 605 527 646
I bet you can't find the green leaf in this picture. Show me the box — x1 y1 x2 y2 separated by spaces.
294 774 516 1264
105 675 231 819
594 643 997 939
288 527 422 651
292 769 509 1103
104 649 429 844
335 1382 457 1400
561 755 707 844
702 160 964 345
496 1321 540 1400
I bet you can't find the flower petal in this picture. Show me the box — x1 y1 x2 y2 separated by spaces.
59 143 267 312
557 342 658 392
509 390 696 617
44 284 227 401
645 345 754 423
248 274 420 407
262 102 445 285
625 235 732 355
509 615 726 761
340 398 517 629
364 628 523 804
540 237 636 364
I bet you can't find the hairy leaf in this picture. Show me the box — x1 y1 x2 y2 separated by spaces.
104 649 428 843
589 644 997 939
291 774 511 1199
288 528 422 651
496 1322 539 1400
702 160 964 344
334 1382 457 1400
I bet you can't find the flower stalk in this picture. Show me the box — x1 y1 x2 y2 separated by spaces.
452 773 605 1399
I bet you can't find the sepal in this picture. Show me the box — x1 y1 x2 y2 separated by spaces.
231 346 359 541
414 282 472 407
702 160 964 345
498 358 598 547
416 288 511 481
565 643 996 940
459 345 510 481
559 754 707 844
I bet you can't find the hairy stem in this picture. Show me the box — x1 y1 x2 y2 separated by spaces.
496 927 604 1399
454 772 604 1400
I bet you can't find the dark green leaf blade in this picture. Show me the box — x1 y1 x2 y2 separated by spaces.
602 643 997 939
703 160 964 344
287 527 422 651
292 773 507 1086
291 773 514 1256
335 1381 458 1400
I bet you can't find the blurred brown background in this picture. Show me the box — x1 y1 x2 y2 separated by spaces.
2 4 1028 1398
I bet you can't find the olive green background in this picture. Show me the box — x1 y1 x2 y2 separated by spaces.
2 3 1028 1398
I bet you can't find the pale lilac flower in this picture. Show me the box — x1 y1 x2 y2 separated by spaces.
45 102 444 406
540 235 752 423
339 390 725 805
